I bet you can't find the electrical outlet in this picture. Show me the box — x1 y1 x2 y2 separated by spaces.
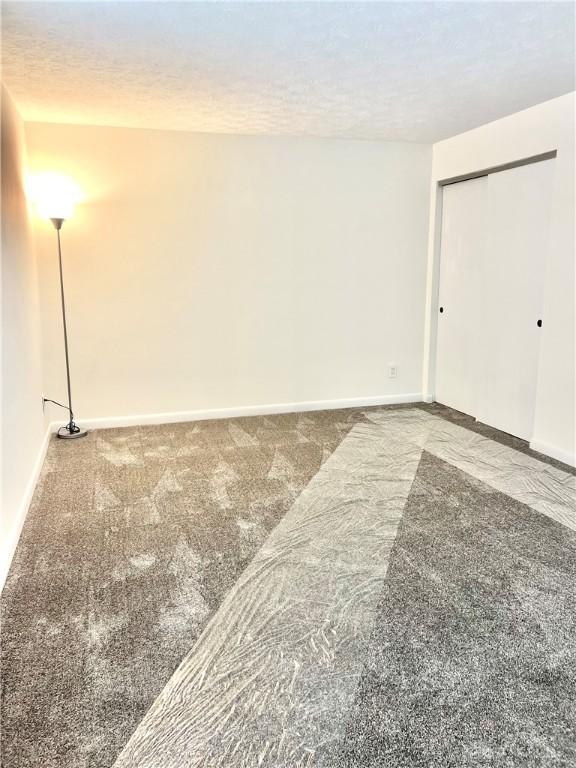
388 365 398 379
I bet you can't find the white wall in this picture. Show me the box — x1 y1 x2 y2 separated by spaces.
1 86 47 588
423 92 575 465
25 123 432 423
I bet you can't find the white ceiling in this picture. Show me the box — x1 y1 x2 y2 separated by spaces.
2 1 574 143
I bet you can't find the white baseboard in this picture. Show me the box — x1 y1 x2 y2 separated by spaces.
50 392 424 432
0 424 52 593
529 439 576 469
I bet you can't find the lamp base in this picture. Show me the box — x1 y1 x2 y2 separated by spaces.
57 422 88 440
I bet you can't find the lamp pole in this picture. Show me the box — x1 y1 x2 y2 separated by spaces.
49 217 87 439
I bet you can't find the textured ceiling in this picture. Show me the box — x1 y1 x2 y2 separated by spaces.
2 1 575 142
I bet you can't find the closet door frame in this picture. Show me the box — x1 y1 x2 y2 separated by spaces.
427 149 557 410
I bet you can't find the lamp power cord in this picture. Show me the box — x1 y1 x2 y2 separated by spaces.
43 397 81 436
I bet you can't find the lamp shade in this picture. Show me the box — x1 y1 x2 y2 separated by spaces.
27 173 82 220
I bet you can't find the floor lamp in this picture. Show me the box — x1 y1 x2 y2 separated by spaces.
33 173 88 440
48 216 87 439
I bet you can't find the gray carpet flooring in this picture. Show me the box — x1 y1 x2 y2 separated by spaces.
337 451 576 768
1 410 366 768
1 404 575 767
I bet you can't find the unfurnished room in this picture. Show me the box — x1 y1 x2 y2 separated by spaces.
0 2 575 766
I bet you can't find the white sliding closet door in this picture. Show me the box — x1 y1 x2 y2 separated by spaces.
435 176 487 416
475 160 555 440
